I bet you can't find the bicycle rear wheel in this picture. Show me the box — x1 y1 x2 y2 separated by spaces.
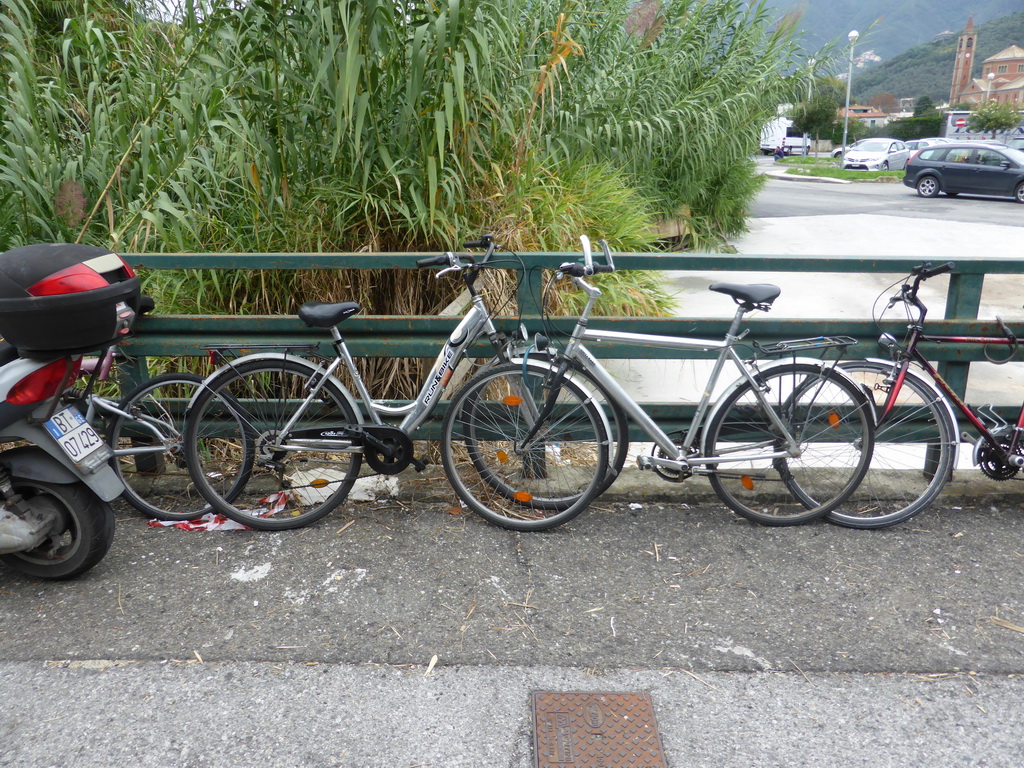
704 363 874 525
111 373 247 521
184 357 362 530
826 360 957 528
441 362 610 531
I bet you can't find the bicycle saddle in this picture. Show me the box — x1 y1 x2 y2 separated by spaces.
297 301 361 328
708 282 781 309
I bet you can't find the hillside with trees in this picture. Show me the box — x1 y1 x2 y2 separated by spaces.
849 11 1024 104
765 0 1022 61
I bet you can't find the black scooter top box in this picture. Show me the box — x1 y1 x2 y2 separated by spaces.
0 244 141 357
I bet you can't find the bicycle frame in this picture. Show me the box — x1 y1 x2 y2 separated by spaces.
71 348 183 461
874 261 1024 468
546 272 843 472
882 327 1024 462
574 322 804 468
197 257 513 461
347 295 501 433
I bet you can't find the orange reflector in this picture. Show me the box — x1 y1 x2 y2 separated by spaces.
828 412 841 428
741 476 754 491
497 450 509 464
514 491 533 503
503 395 524 406
311 478 331 488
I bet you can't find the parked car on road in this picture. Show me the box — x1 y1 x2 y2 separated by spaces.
903 137 952 152
903 142 1024 203
841 138 911 171
831 139 867 159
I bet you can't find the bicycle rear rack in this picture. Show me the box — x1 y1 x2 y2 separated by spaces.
754 335 858 357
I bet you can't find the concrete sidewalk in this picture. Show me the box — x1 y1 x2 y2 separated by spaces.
2 498 1023 767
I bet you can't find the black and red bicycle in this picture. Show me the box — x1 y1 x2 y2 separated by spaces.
827 262 1021 528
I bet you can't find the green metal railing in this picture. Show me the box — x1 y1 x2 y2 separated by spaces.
121 252 1024 432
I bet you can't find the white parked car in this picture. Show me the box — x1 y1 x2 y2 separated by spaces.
841 138 911 171
904 137 952 152
831 139 868 159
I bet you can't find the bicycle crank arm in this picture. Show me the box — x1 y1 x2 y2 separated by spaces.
637 454 690 472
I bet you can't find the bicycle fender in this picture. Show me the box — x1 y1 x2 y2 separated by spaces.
185 352 364 425
841 357 960 440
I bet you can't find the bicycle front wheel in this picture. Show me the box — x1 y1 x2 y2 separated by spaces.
704 363 874 525
826 360 957 528
184 358 362 530
111 373 247 521
441 362 610 531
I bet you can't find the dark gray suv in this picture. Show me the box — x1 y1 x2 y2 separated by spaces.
903 142 1024 203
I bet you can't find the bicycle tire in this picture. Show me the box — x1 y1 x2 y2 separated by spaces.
507 356 630 495
704 362 874 525
111 373 249 521
441 362 610 531
826 360 957 528
184 357 362 530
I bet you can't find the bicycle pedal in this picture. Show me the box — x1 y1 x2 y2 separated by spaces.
411 456 428 472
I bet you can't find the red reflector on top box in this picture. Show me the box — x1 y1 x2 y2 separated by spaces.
0 244 140 357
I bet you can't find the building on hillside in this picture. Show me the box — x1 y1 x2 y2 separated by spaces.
838 105 889 128
949 16 1024 105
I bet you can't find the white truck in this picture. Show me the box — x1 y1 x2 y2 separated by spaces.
759 117 808 155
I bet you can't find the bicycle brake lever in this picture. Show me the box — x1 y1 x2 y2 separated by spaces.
435 266 461 278
996 315 1017 343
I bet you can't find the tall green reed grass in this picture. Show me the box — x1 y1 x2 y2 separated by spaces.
2 0 807 390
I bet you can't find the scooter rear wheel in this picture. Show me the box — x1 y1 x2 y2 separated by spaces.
0 480 114 579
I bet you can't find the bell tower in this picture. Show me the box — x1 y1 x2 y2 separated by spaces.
949 16 977 104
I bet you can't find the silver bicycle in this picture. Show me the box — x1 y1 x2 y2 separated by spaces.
179 237 611 530
440 236 877 530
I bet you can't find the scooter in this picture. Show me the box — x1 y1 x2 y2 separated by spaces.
0 244 140 579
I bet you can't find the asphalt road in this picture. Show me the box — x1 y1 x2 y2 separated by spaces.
750 155 1024 228
2 494 1024 768
3 172 1024 768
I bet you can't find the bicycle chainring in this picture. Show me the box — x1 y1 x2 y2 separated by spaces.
651 440 694 482
976 439 1020 481
360 425 415 475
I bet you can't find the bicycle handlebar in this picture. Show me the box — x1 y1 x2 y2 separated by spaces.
558 235 616 278
558 262 615 277
911 261 956 280
887 261 958 324
416 255 451 268
462 235 494 249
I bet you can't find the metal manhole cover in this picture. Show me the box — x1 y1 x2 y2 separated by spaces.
531 691 669 768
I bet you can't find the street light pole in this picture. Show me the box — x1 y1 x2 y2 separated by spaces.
841 30 859 159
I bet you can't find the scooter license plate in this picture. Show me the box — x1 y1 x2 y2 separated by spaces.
43 406 112 472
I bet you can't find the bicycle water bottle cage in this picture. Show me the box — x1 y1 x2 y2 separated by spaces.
297 301 361 328
708 282 781 312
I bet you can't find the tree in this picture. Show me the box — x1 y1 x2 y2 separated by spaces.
788 91 841 149
968 100 1024 139
869 92 896 114
912 96 935 117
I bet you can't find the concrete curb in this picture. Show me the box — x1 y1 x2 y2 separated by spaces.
382 463 1024 507
762 167 850 184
